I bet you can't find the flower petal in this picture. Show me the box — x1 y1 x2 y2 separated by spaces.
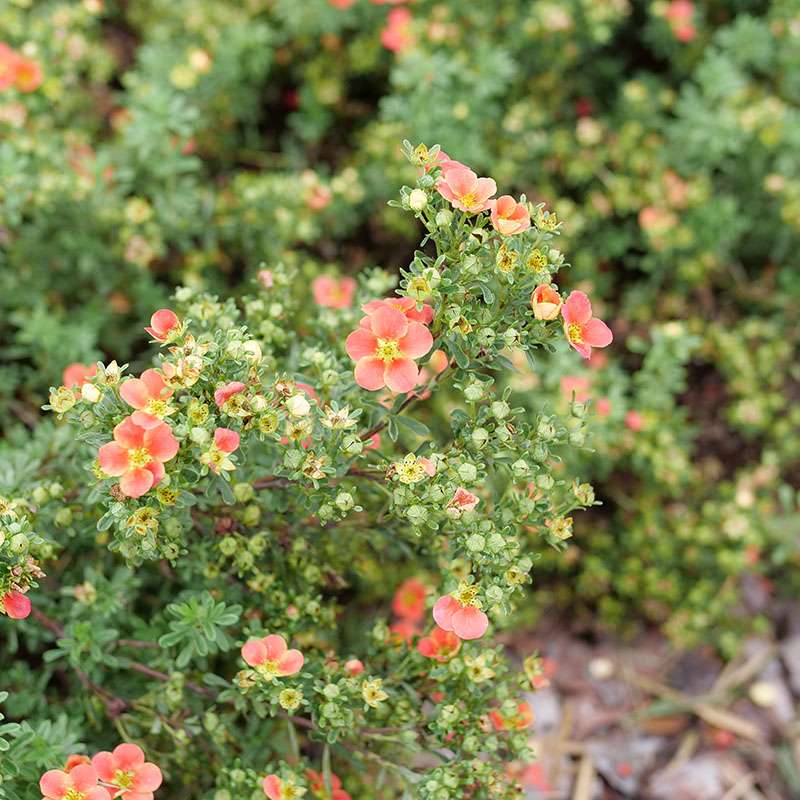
130 411 163 430
582 318 613 348
214 428 240 453
345 328 378 361
98 443 130 476
114 417 146 450
262 634 288 660
451 607 489 640
144 423 179 462
131 763 162 792
40 770 70 799
119 378 150 410
145 460 165 488
91 752 115 782
562 291 592 325
262 775 282 800
140 369 171 399
354 357 386 391
432 595 459 631
111 744 145 771
384 358 419 393
69 764 100 792
242 639 267 666
277 648 304 676
3 590 31 619
398 322 433 359
368 306 408 340
120 468 155 499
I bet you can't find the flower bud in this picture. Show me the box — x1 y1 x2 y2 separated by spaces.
408 188 428 211
458 463 478 483
190 427 210 445
32 486 49 505
286 394 310 418
471 428 489 448
81 383 101 403
435 209 453 227
335 491 354 511
491 401 510 419
531 284 562 320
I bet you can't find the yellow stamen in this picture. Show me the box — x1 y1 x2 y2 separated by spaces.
567 323 583 344
113 770 135 790
128 447 152 468
375 338 400 363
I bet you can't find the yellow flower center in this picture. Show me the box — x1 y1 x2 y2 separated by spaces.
128 447 152 468
113 770 135 789
567 322 584 344
256 659 281 680
65 790 85 800
375 338 400 363
145 398 170 418
455 583 479 607
459 191 477 208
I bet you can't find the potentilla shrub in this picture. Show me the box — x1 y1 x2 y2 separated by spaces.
0 143 611 799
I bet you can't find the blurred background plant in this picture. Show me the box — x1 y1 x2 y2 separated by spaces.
1 0 800 796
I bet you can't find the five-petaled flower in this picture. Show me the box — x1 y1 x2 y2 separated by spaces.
200 427 240 473
561 291 613 359
306 769 352 800
447 487 479 516
144 309 180 342
391 578 427 622
92 743 163 800
63 362 97 389
262 775 305 800
39 764 112 800
490 196 531 235
2 589 31 619
433 583 489 640
436 166 497 214
98 417 179 498
312 276 356 309
489 701 534 731
242 634 304 679
345 304 433 393
120 369 175 429
417 626 461 661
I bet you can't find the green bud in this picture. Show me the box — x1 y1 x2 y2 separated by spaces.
471 428 489 448
458 463 478 482
233 482 255 503
54 508 72 527
491 401 510 419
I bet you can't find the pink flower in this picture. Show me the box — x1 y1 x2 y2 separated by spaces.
306 770 352 800
40 764 112 800
98 417 179 498
214 381 246 407
92 744 162 800
0 44 17 91
344 658 364 676
13 56 42 93
561 291 613 360
63 362 97 388
262 775 283 800
531 285 562 320
448 487 479 514
490 196 530 235
364 433 381 450
665 0 696 41
392 578 427 621
312 276 357 309
214 428 240 453
428 349 449 374
362 296 434 325
390 618 420 644
257 269 274 288
560 375 590 403
432 593 488 640
489 702 534 731
120 369 175 429
144 309 180 342
625 410 644 431
241 634 304 677
381 8 414 52
65 755 91 773
417 626 461 661
2 590 31 619
596 397 612 417
436 166 497 214
345 305 433 393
